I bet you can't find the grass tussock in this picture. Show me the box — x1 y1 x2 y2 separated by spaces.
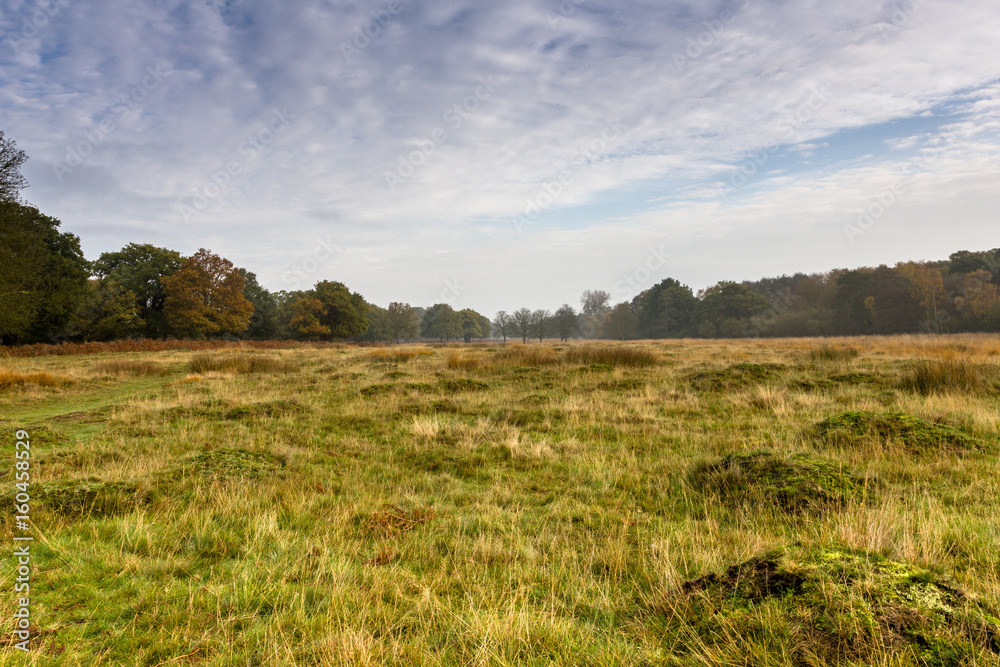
492 344 560 367
686 362 784 391
813 411 978 453
809 344 861 362
183 448 285 481
37 478 144 517
366 347 433 362
690 451 870 512
0 366 71 391
564 345 659 367
91 359 172 377
902 358 1000 395
660 547 1000 665
188 352 297 374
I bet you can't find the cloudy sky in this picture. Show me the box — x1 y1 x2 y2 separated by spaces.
2 0 998 313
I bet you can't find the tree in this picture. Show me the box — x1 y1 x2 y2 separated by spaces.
311 280 368 340
0 201 89 343
531 309 552 341
92 243 183 338
580 289 611 338
162 249 254 338
632 278 698 338
459 308 491 343
387 302 419 343
354 303 393 342
288 297 330 340
72 279 143 342
492 311 514 342
696 281 772 337
0 131 29 202
420 303 463 341
554 304 578 341
239 268 279 340
897 262 946 332
602 302 638 340
954 270 1000 326
512 307 534 343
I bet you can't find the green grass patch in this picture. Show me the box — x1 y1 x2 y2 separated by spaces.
182 448 285 481
685 362 784 391
37 478 145 517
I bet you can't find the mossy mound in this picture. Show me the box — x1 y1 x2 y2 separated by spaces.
685 362 785 392
596 378 646 391
813 411 978 453
37 478 145 517
439 378 490 392
690 451 871 512
183 448 284 481
659 547 1000 665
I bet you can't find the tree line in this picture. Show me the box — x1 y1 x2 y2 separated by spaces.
2 131 998 344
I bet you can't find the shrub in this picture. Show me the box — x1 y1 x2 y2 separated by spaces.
808 345 860 362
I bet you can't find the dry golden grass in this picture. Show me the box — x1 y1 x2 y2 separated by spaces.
188 352 298 374
91 359 172 377
0 366 71 390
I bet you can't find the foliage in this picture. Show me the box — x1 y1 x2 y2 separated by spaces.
239 268 280 340
92 243 183 338
162 249 254 338
387 302 420 342
72 279 143 342
0 130 28 202
421 303 463 341
312 280 368 341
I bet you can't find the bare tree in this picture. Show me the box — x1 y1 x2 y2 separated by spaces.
580 289 611 338
531 309 552 341
492 310 513 342
512 307 533 343
0 132 29 203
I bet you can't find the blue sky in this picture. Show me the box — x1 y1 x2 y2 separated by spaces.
2 0 998 314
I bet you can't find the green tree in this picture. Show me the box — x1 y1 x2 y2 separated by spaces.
354 304 394 342
601 302 638 340
92 243 183 338
459 308 491 343
696 281 772 337
238 268 279 339
632 278 698 338
421 303 462 341
162 249 254 338
312 280 368 340
72 279 143 341
554 304 578 341
387 302 419 343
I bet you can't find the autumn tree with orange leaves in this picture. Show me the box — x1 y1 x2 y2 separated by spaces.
162 249 253 338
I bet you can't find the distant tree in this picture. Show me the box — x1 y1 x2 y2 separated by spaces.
897 262 946 332
387 302 419 343
632 278 698 338
459 308 491 343
162 249 254 338
311 280 368 341
354 303 393 342
421 303 463 341
531 309 552 342
492 311 514 342
238 268 279 339
0 131 29 202
554 304 578 341
602 302 638 340
92 243 183 338
288 297 330 340
954 270 1000 327
71 279 142 342
947 250 994 276
512 307 534 343
697 281 772 337
580 289 611 338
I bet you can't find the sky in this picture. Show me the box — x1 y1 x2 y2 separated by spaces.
2 0 999 315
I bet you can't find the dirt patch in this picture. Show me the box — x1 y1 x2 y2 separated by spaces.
812 411 978 453
690 451 872 513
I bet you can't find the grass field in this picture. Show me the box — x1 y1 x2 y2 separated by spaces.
2 336 1000 666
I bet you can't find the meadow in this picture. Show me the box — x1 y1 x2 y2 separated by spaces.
1 335 1000 666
